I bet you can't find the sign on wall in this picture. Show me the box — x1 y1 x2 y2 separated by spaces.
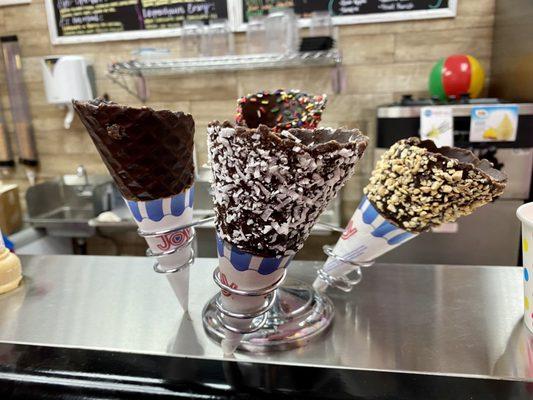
0 0 31 6
45 0 457 44
238 0 457 28
45 0 230 44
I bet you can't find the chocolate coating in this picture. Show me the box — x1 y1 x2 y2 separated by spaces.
208 121 368 257
364 137 507 232
73 99 195 201
235 89 327 132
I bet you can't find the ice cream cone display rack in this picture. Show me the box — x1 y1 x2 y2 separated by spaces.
1 35 39 183
72 94 510 355
202 265 335 353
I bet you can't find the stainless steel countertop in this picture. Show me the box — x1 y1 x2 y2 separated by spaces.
0 255 531 382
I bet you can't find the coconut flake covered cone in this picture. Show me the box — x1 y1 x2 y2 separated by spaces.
73 99 195 311
208 121 367 351
235 89 327 132
314 137 507 291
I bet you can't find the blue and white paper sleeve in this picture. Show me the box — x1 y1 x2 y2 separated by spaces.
314 196 417 291
126 186 195 271
125 187 194 311
216 235 292 317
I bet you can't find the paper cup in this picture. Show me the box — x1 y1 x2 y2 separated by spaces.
517 202 533 333
126 186 194 311
216 235 292 353
314 196 417 291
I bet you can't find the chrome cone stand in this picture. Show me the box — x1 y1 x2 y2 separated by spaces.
202 270 334 352
137 216 215 280
317 245 375 292
202 222 360 353
198 224 374 353
137 216 214 273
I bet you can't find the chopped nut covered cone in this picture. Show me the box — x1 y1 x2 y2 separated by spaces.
73 98 195 201
364 137 507 232
208 121 368 257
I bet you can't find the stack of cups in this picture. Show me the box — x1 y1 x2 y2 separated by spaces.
517 202 533 333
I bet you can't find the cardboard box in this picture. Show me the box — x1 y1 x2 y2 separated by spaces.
0 185 22 235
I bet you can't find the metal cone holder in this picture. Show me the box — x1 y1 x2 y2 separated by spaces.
211 267 287 334
201 221 363 353
317 245 375 293
137 216 215 274
202 274 335 352
314 196 418 294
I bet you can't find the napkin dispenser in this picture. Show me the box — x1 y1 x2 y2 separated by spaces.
41 56 95 129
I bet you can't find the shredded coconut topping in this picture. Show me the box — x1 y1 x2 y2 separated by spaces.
208 121 368 257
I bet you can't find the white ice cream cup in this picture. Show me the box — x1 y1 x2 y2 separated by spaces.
517 202 533 333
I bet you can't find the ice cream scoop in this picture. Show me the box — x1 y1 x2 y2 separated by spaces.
0 233 21 295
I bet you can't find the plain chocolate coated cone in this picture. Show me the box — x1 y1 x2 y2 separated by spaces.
73 99 195 201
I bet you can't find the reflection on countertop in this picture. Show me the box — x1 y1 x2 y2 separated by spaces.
0 255 531 383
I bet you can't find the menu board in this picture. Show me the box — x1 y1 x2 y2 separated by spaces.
45 0 228 44
241 0 456 26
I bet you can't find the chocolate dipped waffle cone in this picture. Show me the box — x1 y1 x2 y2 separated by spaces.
235 89 327 132
208 121 368 257
73 98 194 201
364 137 506 232
314 137 507 291
208 121 367 352
73 99 196 312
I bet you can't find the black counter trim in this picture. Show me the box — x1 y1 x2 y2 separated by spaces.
0 343 529 400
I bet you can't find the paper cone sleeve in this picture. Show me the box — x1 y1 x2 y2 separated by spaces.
216 236 292 353
313 196 418 291
126 187 195 311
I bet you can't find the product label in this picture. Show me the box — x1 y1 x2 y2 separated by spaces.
469 105 519 142
420 106 454 147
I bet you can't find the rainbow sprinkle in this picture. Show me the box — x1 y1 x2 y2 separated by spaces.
235 89 327 132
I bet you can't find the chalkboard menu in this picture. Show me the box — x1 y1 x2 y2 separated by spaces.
241 0 456 26
297 0 451 16
45 0 228 44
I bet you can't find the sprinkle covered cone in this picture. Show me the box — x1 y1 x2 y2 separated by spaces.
73 99 195 311
314 137 507 291
208 121 367 350
235 89 327 132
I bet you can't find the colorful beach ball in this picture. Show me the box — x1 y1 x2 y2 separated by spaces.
429 54 485 101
